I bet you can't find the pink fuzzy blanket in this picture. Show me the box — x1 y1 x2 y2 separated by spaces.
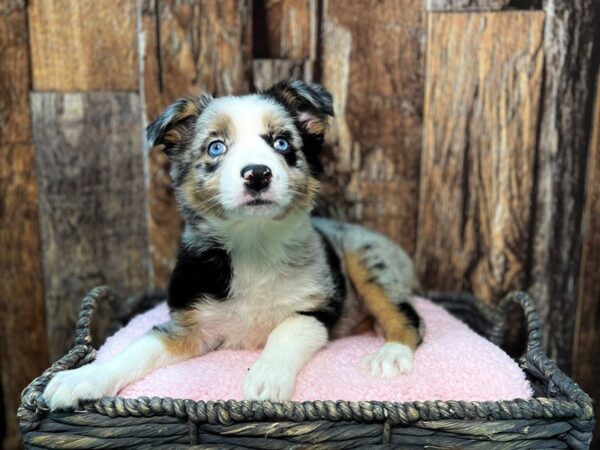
96 297 532 402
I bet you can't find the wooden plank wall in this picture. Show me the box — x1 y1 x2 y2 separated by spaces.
0 2 48 449
0 0 598 448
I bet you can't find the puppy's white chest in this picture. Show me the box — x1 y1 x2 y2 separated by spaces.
195 266 323 349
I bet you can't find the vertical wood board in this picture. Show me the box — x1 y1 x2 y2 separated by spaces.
530 0 599 371
31 93 152 360
28 0 138 91
0 2 48 449
252 58 313 91
319 0 425 256
253 0 316 59
427 0 512 10
573 70 600 447
143 0 253 287
416 12 544 305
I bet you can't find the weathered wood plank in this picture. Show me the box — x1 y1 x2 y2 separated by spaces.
530 0 599 372
253 0 316 59
0 2 48 449
573 70 600 446
31 93 152 360
28 0 138 91
318 0 425 256
427 0 543 10
416 12 545 304
252 59 312 91
143 0 252 287
427 0 511 10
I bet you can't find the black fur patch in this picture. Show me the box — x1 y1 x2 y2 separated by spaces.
299 230 346 330
168 242 233 310
397 302 422 344
372 262 386 271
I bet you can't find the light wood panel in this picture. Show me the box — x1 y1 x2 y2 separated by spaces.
253 0 316 59
319 0 425 256
252 59 312 91
416 12 544 305
31 93 152 360
28 0 138 91
0 2 48 449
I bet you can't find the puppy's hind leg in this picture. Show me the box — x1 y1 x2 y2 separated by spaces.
44 311 205 410
344 251 423 378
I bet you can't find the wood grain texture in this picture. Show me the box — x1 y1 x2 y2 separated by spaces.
252 59 312 91
318 0 425 256
427 0 511 10
143 0 252 287
27 0 138 91
0 2 48 449
530 0 600 372
416 12 544 305
31 93 152 360
253 0 316 59
573 70 600 448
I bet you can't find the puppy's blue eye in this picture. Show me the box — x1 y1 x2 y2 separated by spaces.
273 137 289 153
208 141 227 157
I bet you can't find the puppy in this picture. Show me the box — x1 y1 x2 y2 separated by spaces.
44 80 424 409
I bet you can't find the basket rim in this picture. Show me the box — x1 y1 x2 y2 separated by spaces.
18 286 595 434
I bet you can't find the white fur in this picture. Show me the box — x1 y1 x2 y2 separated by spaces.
361 342 413 378
244 315 328 401
44 333 200 410
187 215 331 350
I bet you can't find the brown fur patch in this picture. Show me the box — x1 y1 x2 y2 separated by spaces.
152 310 203 357
344 251 420 350
182 170 226 219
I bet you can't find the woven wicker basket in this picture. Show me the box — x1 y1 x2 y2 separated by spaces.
19 287 595 449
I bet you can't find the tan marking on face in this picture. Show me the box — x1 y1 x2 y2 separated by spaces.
182 169 226 219
163 96 211 147
344 251 420 350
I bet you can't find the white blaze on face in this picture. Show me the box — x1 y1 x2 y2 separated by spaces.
195 95 298 219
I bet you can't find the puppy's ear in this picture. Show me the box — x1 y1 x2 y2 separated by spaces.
264 80 334 135
146 95 212 156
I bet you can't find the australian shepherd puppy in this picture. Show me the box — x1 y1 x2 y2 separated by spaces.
44 80 424 408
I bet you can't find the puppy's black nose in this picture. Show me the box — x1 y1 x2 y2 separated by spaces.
241 164 272 193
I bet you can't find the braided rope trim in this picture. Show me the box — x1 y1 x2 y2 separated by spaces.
18 287 595 434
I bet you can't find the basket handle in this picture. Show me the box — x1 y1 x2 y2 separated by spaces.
497 290 544 354
73 285 118 348
498 291 593 407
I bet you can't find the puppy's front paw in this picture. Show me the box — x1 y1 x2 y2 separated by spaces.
243 359 296 402
43 363 120 411
361 342 413 378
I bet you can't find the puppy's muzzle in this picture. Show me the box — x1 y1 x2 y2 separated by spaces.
241 164 272 194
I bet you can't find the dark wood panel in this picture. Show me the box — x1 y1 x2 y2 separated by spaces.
318 0 425 256
416 12 544 304
0 2 48 449
31 93 152 360
253 0 316 59
143 0 253 287
530 0 600 372
28 0 138 91
573 70 600 447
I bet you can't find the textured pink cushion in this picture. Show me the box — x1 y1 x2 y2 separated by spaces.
96 297 532 402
